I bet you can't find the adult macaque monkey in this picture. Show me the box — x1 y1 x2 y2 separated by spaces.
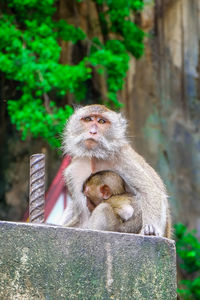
61 104 171 238
83 170 143 234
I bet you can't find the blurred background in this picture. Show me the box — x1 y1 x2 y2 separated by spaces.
0 0 200 297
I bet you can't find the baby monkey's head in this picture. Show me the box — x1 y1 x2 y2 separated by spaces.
83 170 125 207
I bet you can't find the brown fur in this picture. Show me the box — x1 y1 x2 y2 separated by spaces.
83 171 143 233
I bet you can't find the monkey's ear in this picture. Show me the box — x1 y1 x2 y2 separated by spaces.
100 185 111 200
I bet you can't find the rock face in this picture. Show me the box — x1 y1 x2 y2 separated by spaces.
0 221 176 300
122 0 200 235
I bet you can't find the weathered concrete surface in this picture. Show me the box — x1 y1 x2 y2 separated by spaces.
0 221 176 300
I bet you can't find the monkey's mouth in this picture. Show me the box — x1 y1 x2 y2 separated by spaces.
84 138 98 149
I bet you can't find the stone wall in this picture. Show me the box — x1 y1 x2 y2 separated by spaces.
0 221 176 300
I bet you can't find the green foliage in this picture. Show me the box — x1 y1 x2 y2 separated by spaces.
0 0 145 148
175 223 200 300
89 39 129 108
8 97 73 148
56 20 86 43
101 0 145 58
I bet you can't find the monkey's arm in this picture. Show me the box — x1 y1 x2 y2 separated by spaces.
106 195 134 221
118 198 143 233
61 158 91 227
59 199 78 226
115 144 168 236
87 203 120 231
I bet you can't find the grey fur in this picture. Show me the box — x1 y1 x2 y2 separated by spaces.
60 105 171 238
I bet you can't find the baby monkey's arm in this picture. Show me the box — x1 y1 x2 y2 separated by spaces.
106 194 135 221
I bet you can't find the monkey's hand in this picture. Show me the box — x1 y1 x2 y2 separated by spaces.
143 224 160 236
114 205 134 221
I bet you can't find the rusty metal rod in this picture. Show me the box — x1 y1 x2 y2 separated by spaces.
29 154 45 223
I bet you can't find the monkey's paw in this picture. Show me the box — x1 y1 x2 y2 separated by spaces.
143 224 160 236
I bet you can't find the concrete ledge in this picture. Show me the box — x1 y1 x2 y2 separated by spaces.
0 221 176 299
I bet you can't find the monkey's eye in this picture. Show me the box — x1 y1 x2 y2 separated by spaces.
98 118 106 124
83 116 92 122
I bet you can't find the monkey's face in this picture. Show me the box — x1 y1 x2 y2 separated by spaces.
84 184 102 203
83 183 103 211
80 114 110 150
84 181 111 203
62 105 128 159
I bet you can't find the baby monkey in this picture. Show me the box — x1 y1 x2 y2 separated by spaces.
83 170 142 233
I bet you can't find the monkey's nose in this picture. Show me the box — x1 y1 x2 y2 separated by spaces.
89 125 97 134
